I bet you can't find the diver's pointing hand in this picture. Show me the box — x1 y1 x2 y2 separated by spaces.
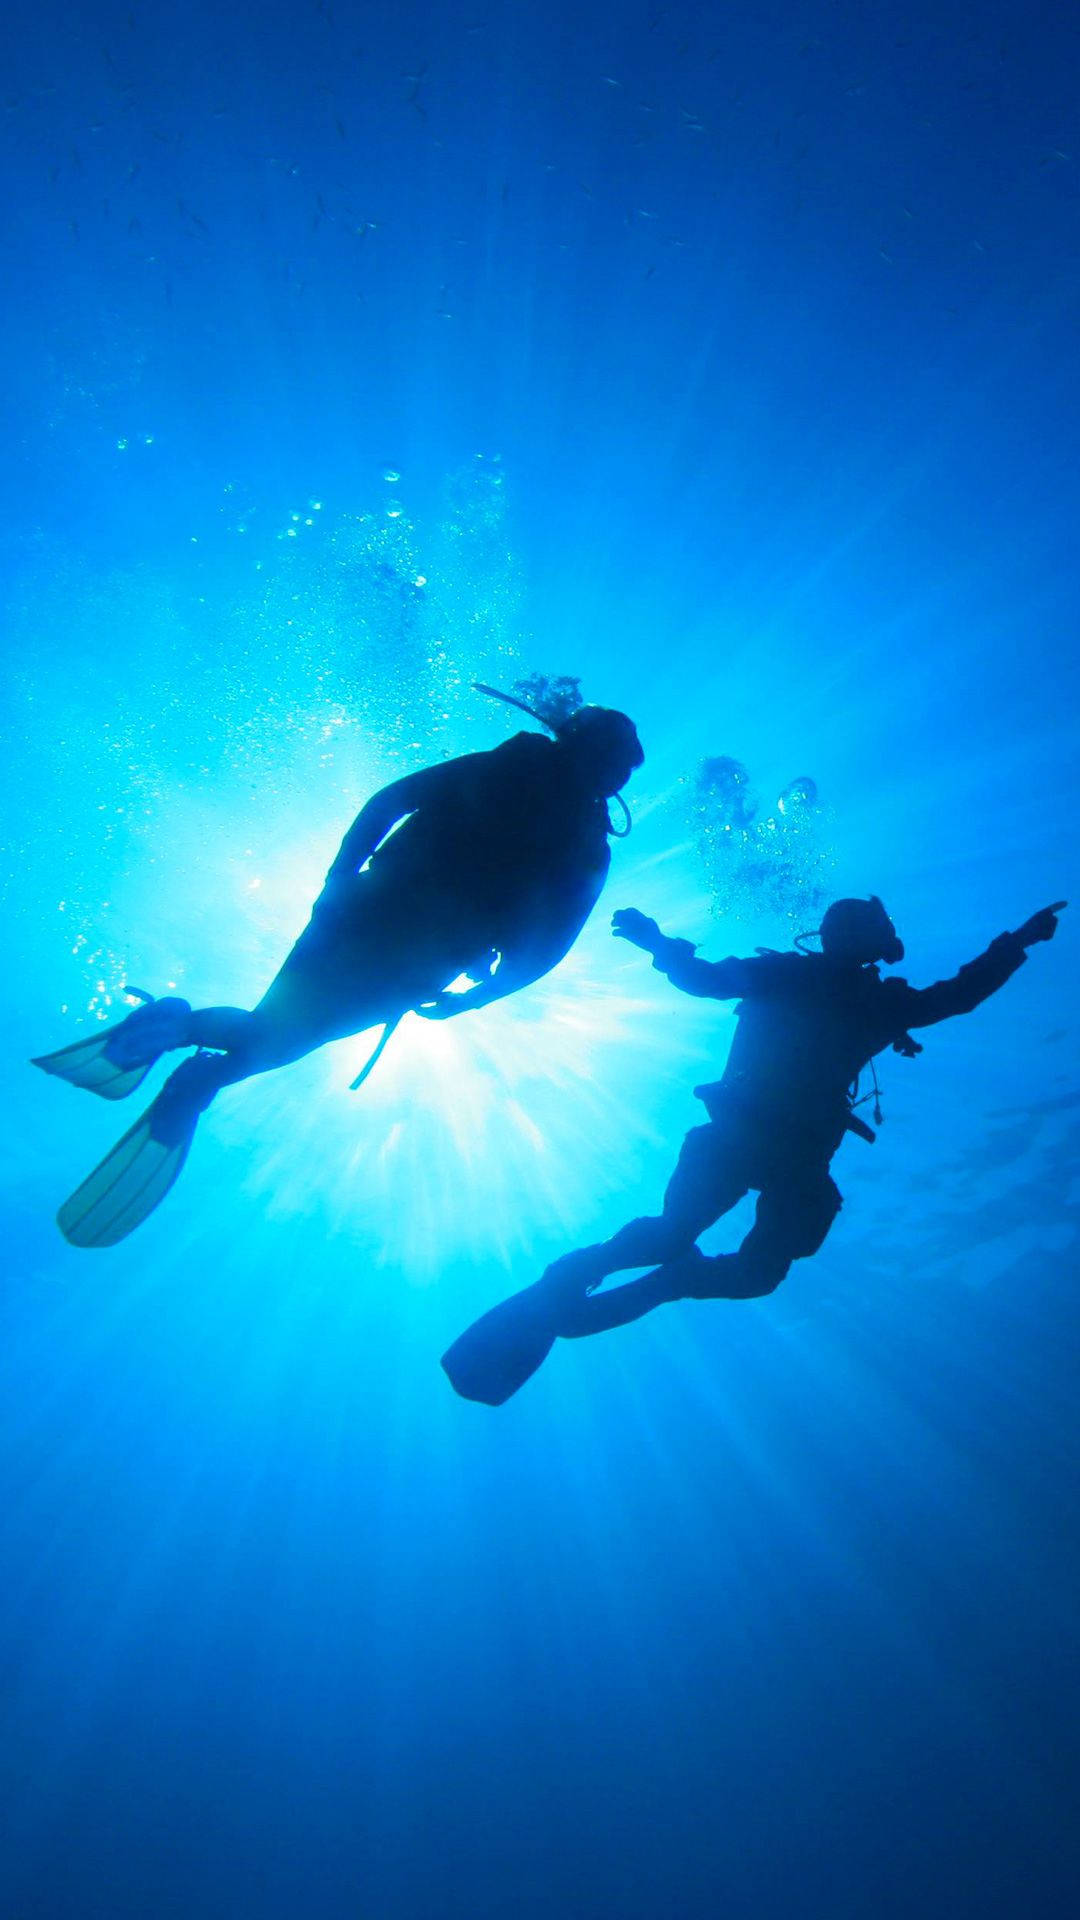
612 908 662 952
1014 901 1067 948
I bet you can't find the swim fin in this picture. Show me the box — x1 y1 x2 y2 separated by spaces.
56 1051 219 1249
442 1276 570 1405
32 993 192 1102
32 1028 157 1102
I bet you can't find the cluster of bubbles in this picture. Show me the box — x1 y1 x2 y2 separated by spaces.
15 458 528 1015
689 755 835 928
221 453 522 771
507 672 584 730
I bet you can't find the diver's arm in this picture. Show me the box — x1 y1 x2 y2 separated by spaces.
417 950 555 1020
315 758 483 907
900 902 1065 1030
612 909 758 1001
417 867 610 1019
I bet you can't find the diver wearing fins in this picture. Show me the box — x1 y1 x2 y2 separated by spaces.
33 690 643 1248
442 894 1066 1406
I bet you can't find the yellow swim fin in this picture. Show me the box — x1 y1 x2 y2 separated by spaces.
56 1052 218 1249
32 1028 156 1102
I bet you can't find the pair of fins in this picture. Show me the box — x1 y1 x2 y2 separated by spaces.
32 995 207 1248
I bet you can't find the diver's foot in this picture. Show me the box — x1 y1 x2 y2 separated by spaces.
104 995 192 1071
539 1248 608 1301
149 1050 227 1147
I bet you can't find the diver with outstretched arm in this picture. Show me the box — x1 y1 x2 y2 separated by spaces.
442 895 1066 1405
32 692 644 1248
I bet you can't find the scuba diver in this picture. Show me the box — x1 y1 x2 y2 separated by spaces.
33 689 644 1247
443 893 1066 1405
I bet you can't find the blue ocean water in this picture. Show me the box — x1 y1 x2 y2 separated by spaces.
2 3 1078 1914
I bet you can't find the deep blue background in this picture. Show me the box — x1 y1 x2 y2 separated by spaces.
2 3 1078 1915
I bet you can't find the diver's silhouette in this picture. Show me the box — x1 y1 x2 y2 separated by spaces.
443 895 1066 1405
33 696 643 1246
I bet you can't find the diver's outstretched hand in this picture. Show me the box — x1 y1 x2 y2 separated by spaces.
612 908 663 954
1014 901 1067 948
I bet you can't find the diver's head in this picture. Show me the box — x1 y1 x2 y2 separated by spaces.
818 895 904 967
555 705 644 797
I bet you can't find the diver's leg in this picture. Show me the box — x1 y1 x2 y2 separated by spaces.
684 1169 843 1300
104 1001 305 1081
184 954 395 1086
181 1006 323 1080
556 1267 687 1336
155 1005 340 1107
185 1007 259 1052
550 1125 749 1332
565 1125 744 1277
560 1169 843 1332
442 1129 746 1402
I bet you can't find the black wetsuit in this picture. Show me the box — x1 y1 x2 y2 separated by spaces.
559 929 1028 1328
41 729 630 1254
169 731 614 1109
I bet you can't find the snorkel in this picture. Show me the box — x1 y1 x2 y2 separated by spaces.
474 681 560 726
